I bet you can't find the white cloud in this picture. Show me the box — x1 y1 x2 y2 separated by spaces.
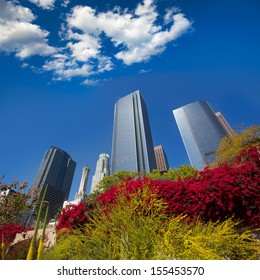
65 0 191 67
139 68 151 74
67 33 100 62
164 7 181 24
62 0 70 8
0 1 34 21
28 0 55 10
114 12 191 65
0 0 191 82
81 79 100 86
0 0 56 58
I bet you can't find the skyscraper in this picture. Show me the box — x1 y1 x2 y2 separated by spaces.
173 101 228 170
30 146 76 220
90 153 110 193
154 145 169 172
75 166 90 202
111 90 156 174
215 112 236 137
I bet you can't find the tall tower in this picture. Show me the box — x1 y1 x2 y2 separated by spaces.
173 101 228 170
30 146 76 220
75 166 90 202
90 153 110 193
111 90 156 174
154 145 169 172
215 112 236 137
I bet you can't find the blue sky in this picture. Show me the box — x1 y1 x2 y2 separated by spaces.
0 0 259 200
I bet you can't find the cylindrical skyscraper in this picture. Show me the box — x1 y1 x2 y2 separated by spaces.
90 153 110 194
173 101 228 170
75 166 90 202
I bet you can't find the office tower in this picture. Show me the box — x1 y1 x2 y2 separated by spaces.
111 90 156 174
173 101 228 170
30 146 76 220
215 112 236 137
90 153 110 193
74 166 90 202
154 145 169 172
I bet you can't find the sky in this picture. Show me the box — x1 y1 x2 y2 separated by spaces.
0 0 259 200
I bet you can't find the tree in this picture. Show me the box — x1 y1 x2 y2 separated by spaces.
93 170 137 195
147 165 198 181
212 125 260 166
0 179 38 225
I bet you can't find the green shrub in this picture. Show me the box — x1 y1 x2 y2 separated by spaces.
157 218 259 260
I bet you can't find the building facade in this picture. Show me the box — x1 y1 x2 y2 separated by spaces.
215 112 236 137
90 153 110 194
111 90 156 174
173 101 228 170
75 165 90 202
30 146 76 221
154 145 169 172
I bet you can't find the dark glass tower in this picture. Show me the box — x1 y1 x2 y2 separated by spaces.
111 90 156 174
173 101 228 170
30 146 76 220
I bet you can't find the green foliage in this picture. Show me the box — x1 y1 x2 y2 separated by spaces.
43 230 88 260
147 165 198 181
158 218 259 260
94 170 137 195
44 186 167 260
83 187 167 260
212 125 260 166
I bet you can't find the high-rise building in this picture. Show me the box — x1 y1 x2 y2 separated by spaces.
30 146 76 220
111 90 156 174
173 101 228 170
75 166 90 202
154 145 169 172
215 112 236 137
90 153 110 193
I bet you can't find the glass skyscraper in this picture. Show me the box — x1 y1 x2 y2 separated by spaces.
111 90 156 174
173 101 228 170
30 146 76 220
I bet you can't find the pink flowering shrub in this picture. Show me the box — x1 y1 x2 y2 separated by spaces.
0 223 31 245
56 201 93 232
97 146 260 228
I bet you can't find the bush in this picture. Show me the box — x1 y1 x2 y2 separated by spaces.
156 218 259 260
97 147 260 228
0 223 33 260
0 223 30 245
43 230 88 260
44 187 259 260
56 201 94 232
